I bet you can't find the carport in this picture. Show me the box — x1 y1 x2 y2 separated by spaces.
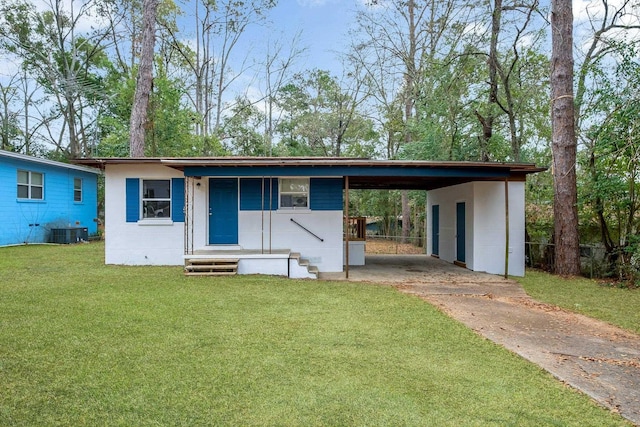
338 160 545 278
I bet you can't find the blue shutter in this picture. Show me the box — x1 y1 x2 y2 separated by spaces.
310 178 343 210
240 179 261 210
125 178 140 222
172 178 185 222
240 178 278 211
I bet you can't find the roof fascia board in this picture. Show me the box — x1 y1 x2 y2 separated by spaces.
73 157 545 172
182 165 511 179
1 150 100 175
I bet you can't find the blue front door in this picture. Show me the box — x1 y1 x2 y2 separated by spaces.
456 202 466 263
432 205 439 256
209 178 238 244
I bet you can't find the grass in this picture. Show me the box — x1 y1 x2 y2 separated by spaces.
0 243 631 426
517 270 640 335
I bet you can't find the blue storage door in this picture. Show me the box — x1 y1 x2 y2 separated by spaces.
456 202 466 263
432 205 439 256
209 178 238 244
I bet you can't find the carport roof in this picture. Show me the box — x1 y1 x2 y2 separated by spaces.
74 157 546 190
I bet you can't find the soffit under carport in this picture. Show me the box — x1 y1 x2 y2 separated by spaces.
73 157 546 191
347 175 492 190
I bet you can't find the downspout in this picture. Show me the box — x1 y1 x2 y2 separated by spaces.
261 176 265 254
184 177 193 255
269 177 273 254
190 178 195 254
504 178 510 279
345 176 350 279
184 177 188 255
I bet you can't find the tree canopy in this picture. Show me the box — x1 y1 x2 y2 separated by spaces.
1 0 639 282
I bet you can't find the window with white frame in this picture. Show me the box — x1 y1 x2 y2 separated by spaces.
279 178 309 209
17 170 44 200
73 178 82 202
142 179 171 218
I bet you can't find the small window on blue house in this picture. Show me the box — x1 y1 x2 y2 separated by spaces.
142 179 171 218
280 178 309 209
17 170 44 200
74 178 82 202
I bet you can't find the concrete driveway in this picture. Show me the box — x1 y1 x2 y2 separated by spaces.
322 255 640 425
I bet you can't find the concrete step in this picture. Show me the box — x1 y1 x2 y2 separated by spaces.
184 271 238 276
185 264 238 272
184 258 239 276
288 252 318 279
187 258 239 265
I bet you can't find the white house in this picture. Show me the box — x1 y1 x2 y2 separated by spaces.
76 157 544 278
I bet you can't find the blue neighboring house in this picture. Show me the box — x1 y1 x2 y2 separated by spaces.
0 149 100 246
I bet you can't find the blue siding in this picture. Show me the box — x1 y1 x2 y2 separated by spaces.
0 153 99 245
125 178 140 222
171 178 185 222
310 178 343 210
239 178 341 211
239 178 278 211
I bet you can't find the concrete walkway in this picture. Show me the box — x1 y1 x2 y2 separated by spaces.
321 255 640 425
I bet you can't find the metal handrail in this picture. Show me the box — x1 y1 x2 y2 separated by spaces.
290 218 324 242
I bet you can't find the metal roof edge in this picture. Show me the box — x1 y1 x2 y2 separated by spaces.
1 149 101 175
72 156 547 174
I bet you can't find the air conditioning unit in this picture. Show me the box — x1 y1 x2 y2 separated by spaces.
50 227 89 244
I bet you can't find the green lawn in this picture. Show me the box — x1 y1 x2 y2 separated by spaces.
517 270 640 335
0 243 630 426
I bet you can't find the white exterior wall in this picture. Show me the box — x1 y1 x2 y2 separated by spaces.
427 181 525 276
105 168 344 272
427 183 475 270
238 256 289 276
105 164 185 265
472 181 525 276
237 210 344 272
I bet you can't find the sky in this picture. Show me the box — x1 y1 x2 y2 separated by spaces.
236 0 360 76
271 0 356 68
0 0 361 79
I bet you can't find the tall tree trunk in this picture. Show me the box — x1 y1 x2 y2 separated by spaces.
551 0 580 275
129 0 157 157
475 0 502 162
401 0 416 243
66 100 79 158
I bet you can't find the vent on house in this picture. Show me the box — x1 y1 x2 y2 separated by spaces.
50 227 88 244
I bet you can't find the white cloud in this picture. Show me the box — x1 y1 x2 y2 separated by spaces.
573 0 640 24
572 0 594 23
296 0 342 6
32 0 109 34
0 55 22 80
573 0 640 55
